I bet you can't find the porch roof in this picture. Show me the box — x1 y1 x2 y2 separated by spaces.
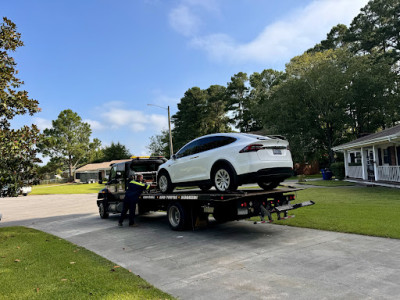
333 124 400 151
75 159 131 173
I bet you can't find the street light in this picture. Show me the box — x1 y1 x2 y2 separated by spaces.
147 104 174 157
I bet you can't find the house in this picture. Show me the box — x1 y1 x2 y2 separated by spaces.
332 124 400 186
74 159 131 183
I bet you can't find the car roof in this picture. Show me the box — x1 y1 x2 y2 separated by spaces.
191 132 274 141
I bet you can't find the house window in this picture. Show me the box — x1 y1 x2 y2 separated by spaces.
383 148 391 165
349 152 361 166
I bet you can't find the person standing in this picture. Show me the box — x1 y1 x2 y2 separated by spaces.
118 174 150 227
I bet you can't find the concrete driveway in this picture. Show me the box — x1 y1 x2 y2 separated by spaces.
1 194 400 299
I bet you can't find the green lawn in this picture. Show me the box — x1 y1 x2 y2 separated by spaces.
266 186 400 239
298 180 355 187
31 183 105 195
0 227 174 300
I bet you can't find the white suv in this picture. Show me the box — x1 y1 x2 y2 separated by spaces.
157 133 293 193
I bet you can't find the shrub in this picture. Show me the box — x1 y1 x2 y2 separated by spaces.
330 162 345 180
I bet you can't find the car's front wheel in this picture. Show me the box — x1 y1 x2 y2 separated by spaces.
212 165 238 192
258 180 280 190
158 171 174 194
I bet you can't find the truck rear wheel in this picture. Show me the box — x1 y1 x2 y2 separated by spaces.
99 202 109 219
167 202 189 231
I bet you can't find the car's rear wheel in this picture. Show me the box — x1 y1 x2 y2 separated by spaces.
212 165 238 192
258 180 280 190
158 171 174 194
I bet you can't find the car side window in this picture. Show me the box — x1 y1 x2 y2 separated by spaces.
176 140 199 158
196 136 237 153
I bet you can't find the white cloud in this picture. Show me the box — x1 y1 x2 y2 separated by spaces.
84 119 105 131
101 107 168 132
33 117 52 131
172 0 369 65
169 4 201 37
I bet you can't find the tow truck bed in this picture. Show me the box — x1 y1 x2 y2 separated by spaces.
98 186 315 231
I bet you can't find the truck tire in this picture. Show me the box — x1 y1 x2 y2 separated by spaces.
258 180 280 190
158 171 174 194
99 202 109 219
212 165 238 192
167 202 189 231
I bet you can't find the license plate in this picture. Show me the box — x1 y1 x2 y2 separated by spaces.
273 149 282 155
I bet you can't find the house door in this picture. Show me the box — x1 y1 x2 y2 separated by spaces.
366 150 375 180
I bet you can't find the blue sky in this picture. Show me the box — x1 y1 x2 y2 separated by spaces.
3 0 368 162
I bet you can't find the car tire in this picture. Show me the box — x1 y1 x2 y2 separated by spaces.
199 184 212 192
212 164 238 192
258 180 280 190
158 171 174 194
167 202 189 231
99 202 109 219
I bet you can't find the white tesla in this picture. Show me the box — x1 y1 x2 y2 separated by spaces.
157 133 293 193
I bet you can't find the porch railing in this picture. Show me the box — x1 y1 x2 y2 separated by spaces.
377 166 400 182
347 166 363 179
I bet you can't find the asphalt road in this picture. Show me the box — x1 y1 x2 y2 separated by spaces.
1 193 400 299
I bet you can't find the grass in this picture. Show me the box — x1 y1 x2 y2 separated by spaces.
31 183 105 195
0 227 174 300
298 180 355 187
254 186 400 239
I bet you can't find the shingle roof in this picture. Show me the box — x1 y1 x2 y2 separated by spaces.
75 159 131 172
333 124 400 150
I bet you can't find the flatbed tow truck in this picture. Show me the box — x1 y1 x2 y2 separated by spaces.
96 157 314 230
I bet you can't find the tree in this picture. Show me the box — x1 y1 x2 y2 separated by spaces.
0 17 41 196
102 142 131 161
347 0 400 63
147 130 170 157
172 87 208 150
226 72 252 132
248 69 285 132
204 85 230 133
39 109 101 180
263 50 351 163
308 24 349 53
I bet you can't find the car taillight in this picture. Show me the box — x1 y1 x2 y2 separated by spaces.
239 144 263 153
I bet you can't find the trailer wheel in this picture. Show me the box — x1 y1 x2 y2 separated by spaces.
212 165 238 192
167 202 188 231
158 171 174 194
99 202 109 219
258 180 280 190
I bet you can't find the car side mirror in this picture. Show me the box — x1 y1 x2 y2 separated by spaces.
172 154 177 160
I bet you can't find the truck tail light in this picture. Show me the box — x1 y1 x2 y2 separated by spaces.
288 195 295 201
239 144 263 153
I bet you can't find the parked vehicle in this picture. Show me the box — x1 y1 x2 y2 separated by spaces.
0 185 32 197
157 133 293 193
97 156 166 217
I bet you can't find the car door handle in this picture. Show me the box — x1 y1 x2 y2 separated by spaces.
190 156 199 159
